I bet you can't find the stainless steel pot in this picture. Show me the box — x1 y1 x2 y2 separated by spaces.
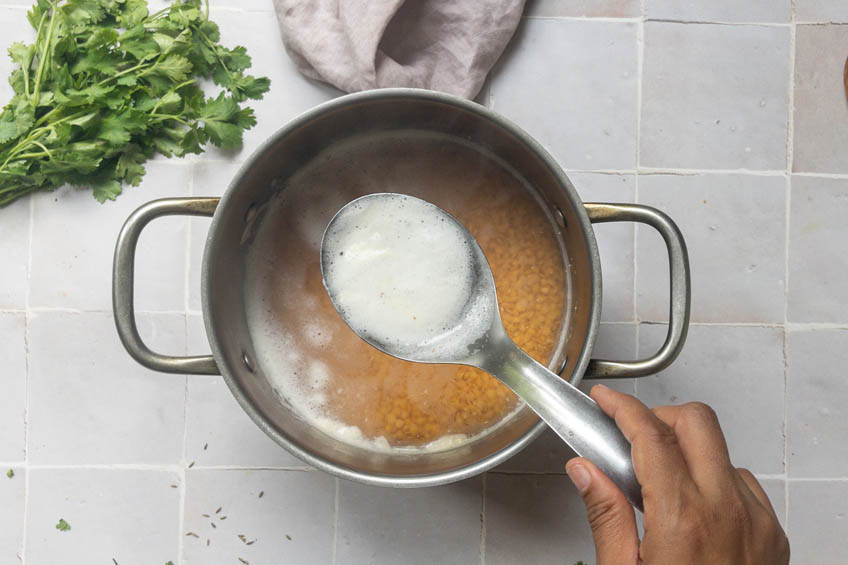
113 88 691 487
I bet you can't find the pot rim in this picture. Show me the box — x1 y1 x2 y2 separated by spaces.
201 87 603 487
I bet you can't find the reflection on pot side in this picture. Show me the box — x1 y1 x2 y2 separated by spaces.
245 131 566 451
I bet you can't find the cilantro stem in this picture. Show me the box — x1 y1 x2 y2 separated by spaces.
33 106 60 128
27 11 51 99
99 59 156 85
30 108 89 133
150 114 191 127
0 186 37 206
0 139 39 171
9 151 49 160
145 6 173 23
0 181 36 196
28 139 52 158
0 116 68 172
32 0 59 107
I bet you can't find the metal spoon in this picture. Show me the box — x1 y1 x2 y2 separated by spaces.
320 193 642 510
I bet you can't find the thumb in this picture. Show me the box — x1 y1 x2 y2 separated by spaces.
566 457 639 565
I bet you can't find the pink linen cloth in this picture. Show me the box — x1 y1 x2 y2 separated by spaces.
273 0 526 99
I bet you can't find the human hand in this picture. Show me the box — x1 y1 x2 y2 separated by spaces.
565 385 789 564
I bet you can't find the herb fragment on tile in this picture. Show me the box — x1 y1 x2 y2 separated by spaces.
5 469 13 479
185 532 199 538
203 443 208 450
210 521 216 529
258 491 264 498
188 461 195 469
215 506 222 514
166 562 175 565
285 534 291 540
55 518 71 532
238 559 249 565
112 559 118 565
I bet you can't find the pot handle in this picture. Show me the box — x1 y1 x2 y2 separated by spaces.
113 197 220 375
582 202 691 379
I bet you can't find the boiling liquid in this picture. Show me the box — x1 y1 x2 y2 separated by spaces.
246 131 566 451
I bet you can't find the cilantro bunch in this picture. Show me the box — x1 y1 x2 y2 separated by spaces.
0 0 270 206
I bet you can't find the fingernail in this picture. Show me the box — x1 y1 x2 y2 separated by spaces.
567 463 591 494
593 383 609 391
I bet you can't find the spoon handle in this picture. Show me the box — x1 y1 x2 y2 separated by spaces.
479 337 643 511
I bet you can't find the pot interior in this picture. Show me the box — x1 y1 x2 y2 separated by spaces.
203 92 597 484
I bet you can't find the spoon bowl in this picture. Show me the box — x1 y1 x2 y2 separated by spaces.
321 193 642 510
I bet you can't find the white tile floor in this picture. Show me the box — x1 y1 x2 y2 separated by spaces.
1 0 847 563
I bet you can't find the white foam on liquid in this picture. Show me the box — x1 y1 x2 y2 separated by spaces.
322 193 494 361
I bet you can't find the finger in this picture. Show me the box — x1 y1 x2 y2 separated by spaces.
567 457 640 565
590 385 693 502
652 403 736 489
736 467 780 521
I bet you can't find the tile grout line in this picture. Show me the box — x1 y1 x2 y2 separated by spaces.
19 467 28 564
755 473 788 480
19 312 30 565
784 477 848 482
19 464 184 471
633 0 646 401
783 0 797 531
479 473 487 565
331 477 340 565
185 163 194 321
19 190 35 564
3 463 310 470
519 15 848 26
176 158 196 565
644 18 792 28
640 320 848 330
7 308 844 329
177 461 187 564
637 167 786 175
792 171 848 179
483 470 848 481
177 335 189 565
4 465 847 480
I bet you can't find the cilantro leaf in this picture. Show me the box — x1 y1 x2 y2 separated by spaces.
200 92 248 148
225 46 251 72
92 178 123 203
153 54 193 82
120 0 149 27
116 144 146 186
228 74 270 101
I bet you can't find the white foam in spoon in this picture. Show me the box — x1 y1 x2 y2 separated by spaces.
321 193 492 360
